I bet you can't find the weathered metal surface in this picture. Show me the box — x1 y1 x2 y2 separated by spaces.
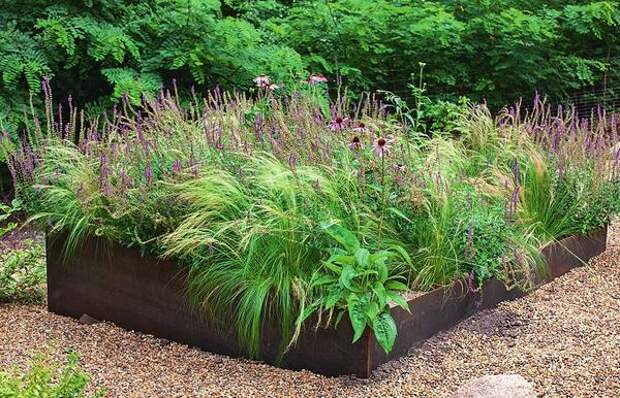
0 162 13 202
46 226 607 378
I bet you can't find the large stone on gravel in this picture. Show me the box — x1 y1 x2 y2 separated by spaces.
78 313 100 325
451 374 535 398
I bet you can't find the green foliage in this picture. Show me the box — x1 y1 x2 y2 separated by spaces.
2 0 620 129
298 223 410 354
266 0 620 107
0 199 21 238
0 241 46 304
0 350 104 397
0 0 307 127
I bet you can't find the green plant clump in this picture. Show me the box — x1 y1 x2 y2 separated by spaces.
0 242 46 304
0 350 105 398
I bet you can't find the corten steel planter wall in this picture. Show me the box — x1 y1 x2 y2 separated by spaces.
0 162 13 202
47 226 608 378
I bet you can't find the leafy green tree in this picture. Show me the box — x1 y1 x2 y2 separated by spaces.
1 0 619 127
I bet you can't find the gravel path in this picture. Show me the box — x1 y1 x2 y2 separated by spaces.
1 226 619 397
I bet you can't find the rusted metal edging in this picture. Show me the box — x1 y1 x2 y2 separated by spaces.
46 226 608 378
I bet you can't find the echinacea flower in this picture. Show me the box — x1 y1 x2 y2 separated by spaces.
353 122 367 133
348 135 362 151
329 116 349 132
307 74 328 85
254 75 271 88
373 137 392 157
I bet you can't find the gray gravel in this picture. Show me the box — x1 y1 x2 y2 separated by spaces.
1 223 619 397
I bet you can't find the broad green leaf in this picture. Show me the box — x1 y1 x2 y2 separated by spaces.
354 248 370 268
328 254 356 266
367 302 380 321
339 264 357 291
321 222 360 252
310 273 337 287
376 258 389 282
372 281 387 308
324 286 344 309
321 260 342 274
372 312 398 354
387 291 410 313
385 280 408 291
347 293 370 343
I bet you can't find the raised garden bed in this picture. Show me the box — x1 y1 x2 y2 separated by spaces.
46 227 607 377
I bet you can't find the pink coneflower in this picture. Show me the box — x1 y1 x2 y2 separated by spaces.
353 122 367 133
254 75 271 88
306 74 328 85
373 137 391 157
348 135 362 151
268 83 280 91
329 116 349 132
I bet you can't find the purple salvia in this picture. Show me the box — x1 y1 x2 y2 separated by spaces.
287 152 298 170
511 158 520 183
585 133 592 153
99 154 112 196
254 114 263 141
172 159 182 174
144 164 154 187
119 169 133 192
510 185 520 219
57 102 63 136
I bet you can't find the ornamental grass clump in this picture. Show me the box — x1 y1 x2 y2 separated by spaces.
6 86 620 357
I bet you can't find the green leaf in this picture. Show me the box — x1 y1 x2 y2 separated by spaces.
324 286 345 310
372 281 388 308
372 312 398 354
367 302 380 321
296 301 320 325
339 264 357 291
387 291 410 313
374 255 389 282
354 248 370 268
328 254 355 266
347 293 370 343
385 280 408 291
310 273 337 287
334 310 345 328
321 222 360 252
387 207 413 223
321 260 342 274
388 244 413 266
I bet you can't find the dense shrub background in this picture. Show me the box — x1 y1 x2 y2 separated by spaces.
1 0 619 128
